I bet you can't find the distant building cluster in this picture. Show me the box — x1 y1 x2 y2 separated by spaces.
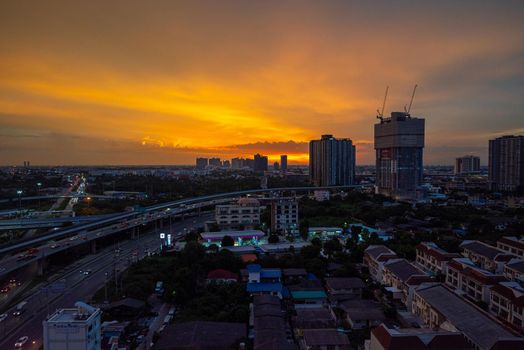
195 154 288 174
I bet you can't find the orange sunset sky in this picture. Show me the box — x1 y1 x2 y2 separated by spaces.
1 1 523 166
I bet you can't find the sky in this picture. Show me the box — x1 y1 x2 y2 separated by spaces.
1 1 523 166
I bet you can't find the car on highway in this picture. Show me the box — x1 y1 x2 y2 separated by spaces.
1 286 10 293
83 270 91 276
14 336 29 348
0 313 8 322
50 243 60 248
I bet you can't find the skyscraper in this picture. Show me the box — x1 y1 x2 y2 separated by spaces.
209 157 222 167
196 157 208 169
374 112 425 200
280 155 288 171
253 154 268 173
309 134 356 187
489 135 524 192
455 155 480 175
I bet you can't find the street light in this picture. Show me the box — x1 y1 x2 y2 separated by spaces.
36 183 42 210
16 190 23 218
86 196 91 208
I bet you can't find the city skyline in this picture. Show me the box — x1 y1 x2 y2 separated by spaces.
1 1 524 166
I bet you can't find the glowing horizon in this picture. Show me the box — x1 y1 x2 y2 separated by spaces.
1 1 523 166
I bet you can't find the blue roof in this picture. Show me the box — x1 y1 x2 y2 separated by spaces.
307 273 318 280
246 264 262 273
261 269 282 278
247 282 284 293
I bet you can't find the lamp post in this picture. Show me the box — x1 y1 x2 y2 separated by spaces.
16 190 23 218
86 196 91 208
36 182 42 210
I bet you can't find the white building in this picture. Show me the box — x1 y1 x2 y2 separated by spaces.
270 198 298 234
215 197 261 229
43 302 101 350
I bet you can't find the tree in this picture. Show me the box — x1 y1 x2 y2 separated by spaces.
268 234 280 244
323 238 343 258
221 235 234 247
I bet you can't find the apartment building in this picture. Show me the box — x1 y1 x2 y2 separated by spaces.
497 236 524 258
504 259 524 281
270 198 299 234
215 197 261 229
445 258 506 304
415 242 460 275
363 245 398 282
490 281 524 330
382 259 433 309
412 283 523 350
460 240 514 273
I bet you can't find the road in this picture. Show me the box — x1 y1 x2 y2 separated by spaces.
1 185 360 258
0 214 208 350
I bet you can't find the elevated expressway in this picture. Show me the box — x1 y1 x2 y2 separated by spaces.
0 185 359 277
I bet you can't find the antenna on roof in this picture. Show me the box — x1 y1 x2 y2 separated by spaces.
404 84 418 114
376 86 389 121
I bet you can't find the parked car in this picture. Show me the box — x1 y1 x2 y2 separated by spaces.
0 313 8 322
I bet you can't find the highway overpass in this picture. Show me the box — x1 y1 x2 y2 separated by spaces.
0 185 361 275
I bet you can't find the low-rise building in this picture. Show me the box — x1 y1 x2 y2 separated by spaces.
497 236 524 258
246 264 287 299
300 329 351 350
489 281 524 330
382 259 433 309
215 197 261 229
367 323 473 350
324 277 365 304
155 321 246 350
504 259 524 281
412 283 523 350
415 242 460 275
293 307 336 332
460 240 514 273
288 280 328 309
364 245 398 282
43 302 101 350
339 299 386 330
445 258 506 304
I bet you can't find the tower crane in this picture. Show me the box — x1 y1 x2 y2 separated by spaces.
404 84 418 114
376 86 389 122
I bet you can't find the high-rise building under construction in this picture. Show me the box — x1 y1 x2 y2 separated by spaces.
374 112 425 200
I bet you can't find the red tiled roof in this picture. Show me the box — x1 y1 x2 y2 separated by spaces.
416 242 460 262
498 237 524 251
491 284 516 301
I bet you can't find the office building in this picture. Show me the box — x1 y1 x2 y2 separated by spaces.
374 112 425 200
309 134 356 187
43 302 101 350
196 157 208 170
273 162 280 171
253 154 268 173
489 135 524 192
455 155 480 175
222 160 231 168
208 157 222 167
270 198 298 234
280 155 288 171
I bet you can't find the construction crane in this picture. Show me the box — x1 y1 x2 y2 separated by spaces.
404 84 418 114
376 86 389 121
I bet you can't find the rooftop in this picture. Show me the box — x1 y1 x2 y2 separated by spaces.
371 324 472 350
302 329 350 348
155 321 246 350
415 284 517 350
384 259 429 282
460 240 513 261
325 277 365 291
